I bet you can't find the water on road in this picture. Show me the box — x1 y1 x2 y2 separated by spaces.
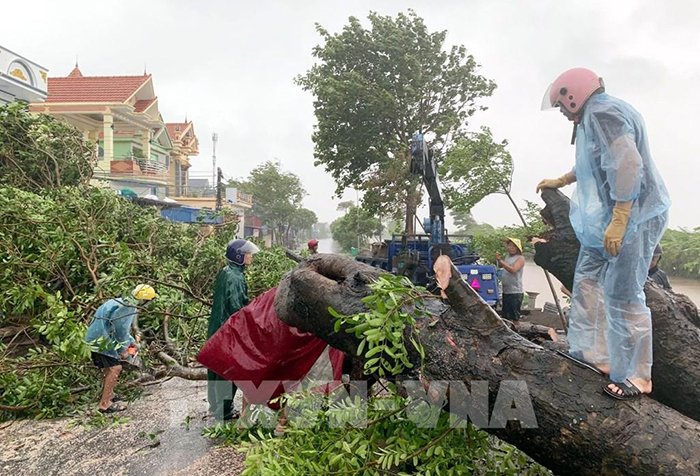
521 261 700 309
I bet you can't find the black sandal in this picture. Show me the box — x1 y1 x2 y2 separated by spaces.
98 403 126 414
556 350 605 376
603 380 642 400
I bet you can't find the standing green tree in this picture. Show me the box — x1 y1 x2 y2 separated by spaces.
336 200 355 213
313 222 332 240
232 161 306 244
440 127 514 216
297 10 496 234
330 206 382 252
289 207 318 242
452 211 495 236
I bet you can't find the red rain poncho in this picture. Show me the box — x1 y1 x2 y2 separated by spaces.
197 287 344 407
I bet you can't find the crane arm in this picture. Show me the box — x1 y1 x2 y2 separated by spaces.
410 133 445 243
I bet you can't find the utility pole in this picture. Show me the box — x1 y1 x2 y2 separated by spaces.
211 132 218 192
216 167 223 211
356 189 360 251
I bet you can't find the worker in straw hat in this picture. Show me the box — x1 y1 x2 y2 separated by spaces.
496 237 525 321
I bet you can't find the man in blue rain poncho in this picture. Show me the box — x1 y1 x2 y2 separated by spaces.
538 68 671 400
85 284 158 413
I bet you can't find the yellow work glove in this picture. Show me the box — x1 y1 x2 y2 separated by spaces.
603 205 631 257
536 173 574 193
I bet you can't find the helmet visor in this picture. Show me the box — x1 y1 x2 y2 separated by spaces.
541 83 558 111
239 240 261 255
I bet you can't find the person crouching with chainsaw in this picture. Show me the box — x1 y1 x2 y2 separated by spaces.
85 284 157 413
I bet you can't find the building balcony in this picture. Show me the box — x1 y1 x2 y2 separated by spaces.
236 190 253 207
172 186 253 210
93 157 169 185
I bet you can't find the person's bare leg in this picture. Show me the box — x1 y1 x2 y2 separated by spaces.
99 365 122 410
240 394 250 419
275 404 288 435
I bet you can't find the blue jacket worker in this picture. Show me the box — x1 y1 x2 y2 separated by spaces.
85 284 157 413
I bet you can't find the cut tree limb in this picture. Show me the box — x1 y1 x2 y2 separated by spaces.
275 254 700 476
154 351 207 380
536 188 700 421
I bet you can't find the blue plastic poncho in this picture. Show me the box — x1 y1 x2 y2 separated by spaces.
569 93 671 249
85 298 138 359
566 93 671 383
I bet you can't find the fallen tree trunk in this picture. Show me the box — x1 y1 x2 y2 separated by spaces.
536 189 700 421
274 254 700 476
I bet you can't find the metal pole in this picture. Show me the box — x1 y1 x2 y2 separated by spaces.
212 132 218 192
216 167 223 211
356 189 360 251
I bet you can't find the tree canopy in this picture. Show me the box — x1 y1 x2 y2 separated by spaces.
297 10 496 233
452 211 495 236
290 207 318 241
440 126 514 217
330 205 382 252
232 161 309 244
0 103 96 191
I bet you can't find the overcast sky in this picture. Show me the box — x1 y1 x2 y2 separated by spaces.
5 0 699 230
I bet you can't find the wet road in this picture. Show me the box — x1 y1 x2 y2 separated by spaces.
0 379 244 476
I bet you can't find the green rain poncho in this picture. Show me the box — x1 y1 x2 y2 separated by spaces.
208 263 249 338
207 262 249 419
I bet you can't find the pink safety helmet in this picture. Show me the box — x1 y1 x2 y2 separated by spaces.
541 68 605 117
308 239 319 249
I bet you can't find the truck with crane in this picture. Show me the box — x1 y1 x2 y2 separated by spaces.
356 134 500 307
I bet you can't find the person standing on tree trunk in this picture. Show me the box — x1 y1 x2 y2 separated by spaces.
496 237 525 321
85 284 157 413
648 244 672 290
538 68 671 400
207 239 259 420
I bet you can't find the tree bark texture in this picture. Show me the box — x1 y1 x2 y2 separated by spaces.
536 189 700 422
274 254 700 476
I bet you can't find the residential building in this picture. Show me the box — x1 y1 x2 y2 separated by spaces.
0 45 48 104
30 65 197 199
244 215 263 238
166 122 198 196
174 182 253 239
27 63 251 231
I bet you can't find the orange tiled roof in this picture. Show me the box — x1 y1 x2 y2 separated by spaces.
166 122 190 139
134 97 156 113
67 65 83 78
46 69 150 103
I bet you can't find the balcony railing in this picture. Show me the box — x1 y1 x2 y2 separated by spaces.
237 190 253 206
94 156 169 181
175 186 253 206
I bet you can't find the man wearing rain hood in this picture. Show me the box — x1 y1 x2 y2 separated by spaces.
207 239 260 419
538 68 671 400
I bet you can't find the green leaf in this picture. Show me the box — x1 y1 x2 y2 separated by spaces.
357 339 366 356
